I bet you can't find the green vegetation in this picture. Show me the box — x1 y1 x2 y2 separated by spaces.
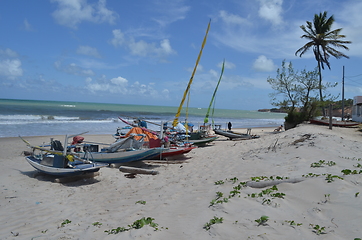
204 216 223 230
135 200 146 205
105 217 160 234
92 222 102 227
310 224 326 235
250 175 288 182
341 169 362 175
310 160 336 167
267 61 326 128
333 99 353 110
302 173 321 178
214 180 225 185
60 219 71 227
325 174 343 183
247 185 285 206
255 215 269 226
210 191 229 206
285 220 302 226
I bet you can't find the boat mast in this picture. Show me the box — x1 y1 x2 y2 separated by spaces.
204 59 225 128
172 20 211 127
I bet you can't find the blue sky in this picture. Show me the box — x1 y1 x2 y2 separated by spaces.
1 0 361 110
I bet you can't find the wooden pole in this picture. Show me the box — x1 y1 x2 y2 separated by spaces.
329 104 333 130
342 66 345 121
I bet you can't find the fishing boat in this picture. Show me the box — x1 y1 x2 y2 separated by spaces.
80 147 163 164
185 136 218 147
76 133 165 164
310 118 359 127
20 136 107 176
151 146 196 160
213 129 260 140
25 154 107 176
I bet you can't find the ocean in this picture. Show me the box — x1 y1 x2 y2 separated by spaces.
0 99 286 138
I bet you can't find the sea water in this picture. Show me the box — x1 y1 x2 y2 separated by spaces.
0 99 286 137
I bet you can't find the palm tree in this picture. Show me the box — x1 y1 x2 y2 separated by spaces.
295 11 351 116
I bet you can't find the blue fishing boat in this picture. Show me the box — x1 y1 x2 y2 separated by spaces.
25 154 107 176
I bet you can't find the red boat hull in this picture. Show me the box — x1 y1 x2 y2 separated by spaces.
152 146 196 159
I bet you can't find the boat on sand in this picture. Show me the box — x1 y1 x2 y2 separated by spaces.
310 118 359 127
25 154 107 176
213 129 260 140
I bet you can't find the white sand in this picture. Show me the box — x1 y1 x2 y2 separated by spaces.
0 124 361 239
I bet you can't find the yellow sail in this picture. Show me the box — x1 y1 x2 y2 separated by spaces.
172 20 211 127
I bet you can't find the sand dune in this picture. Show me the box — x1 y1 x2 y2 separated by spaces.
0 124 361 239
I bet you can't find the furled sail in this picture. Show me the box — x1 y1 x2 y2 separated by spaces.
204 59 225 126
172 20 211 127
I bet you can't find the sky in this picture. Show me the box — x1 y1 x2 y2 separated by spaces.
1 0 362 111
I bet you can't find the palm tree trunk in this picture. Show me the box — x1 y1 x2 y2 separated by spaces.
317 60 325 117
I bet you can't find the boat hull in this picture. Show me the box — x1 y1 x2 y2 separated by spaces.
310 119 359 127
152 146 196 159
80 148 163 164
214 129 259 140
26 156 107 176
185 136 218 146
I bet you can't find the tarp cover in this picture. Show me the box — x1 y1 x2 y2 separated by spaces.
125 127 158 142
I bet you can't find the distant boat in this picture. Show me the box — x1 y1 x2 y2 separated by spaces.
310 118 359 127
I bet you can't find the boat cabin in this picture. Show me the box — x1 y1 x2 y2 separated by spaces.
352 96 362 123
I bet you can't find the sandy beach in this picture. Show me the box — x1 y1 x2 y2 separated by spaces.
1 124 361 240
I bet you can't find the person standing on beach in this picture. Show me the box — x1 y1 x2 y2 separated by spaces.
228 122 232 131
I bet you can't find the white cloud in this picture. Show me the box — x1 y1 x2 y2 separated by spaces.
219 10 249 25
110 29 125 47
257 0 283 26
23 19 34 31
219 60 235 69
0 59 23 79
335 2 362 56
110 76 127 86
0 48 23 80
85 75 159 98
54 61 95 76
159 39 174 55
0 48 18 58
51 0 117 29
213 7 305 59
253 55 276 72
76 45 101 58
150 1 190 27
110 29 176 58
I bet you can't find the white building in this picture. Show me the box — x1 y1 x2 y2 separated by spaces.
352 96 362 122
